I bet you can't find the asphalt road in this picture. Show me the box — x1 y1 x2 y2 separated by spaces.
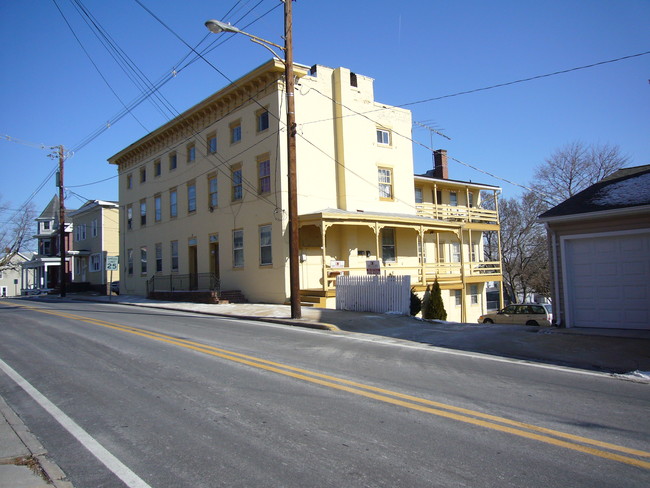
0 298 648 488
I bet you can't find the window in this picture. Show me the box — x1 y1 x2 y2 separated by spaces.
169 152 177 170
378 167 393 199
435 190 442 205
230 120 242 144
455 289 462 306
75 223 86 241
450 191 458 207
154 194 162 222
415 187 423 204
451 242 461 263
127 205 133 230
257 109 269 132
155 243 163 273
258 157 271 194
187 182 197 213
470 284 479 305
233 229 244 268
170 188 177 218
42 221 50 231
381 228 396 263
187 143 196 163
207 133 217 154
140 167 146 183
140 199 147 226
350 72 358 87
376 128 391 145
154 159 161 177
232 165 243 201
170 240 179 272
208 175 218 208
91 219 98 237
90 253 101 272
126 174 132 189
259 225 272 266
140 246 147 274
127 248 133 275
468 192 474 208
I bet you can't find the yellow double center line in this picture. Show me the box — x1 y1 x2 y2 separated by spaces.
9 302 650 469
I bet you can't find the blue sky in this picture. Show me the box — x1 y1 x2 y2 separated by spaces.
1 0 648 218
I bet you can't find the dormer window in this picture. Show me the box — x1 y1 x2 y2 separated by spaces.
42 221 51 231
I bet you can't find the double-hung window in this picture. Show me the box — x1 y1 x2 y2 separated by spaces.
127 205 133 230
127 249 134 275
155 243 163 273
169 152 177 170
257 109 269 132
207 133 217 154
233 230 244 268
140 200 147 226
259 225 272 266
90 253 101 272
170 241 179 272
91 219 98 237
154 159 161 177
381 228 396 263
470 284 479 305
230 120 242 144
378 167 393 200
187 143 196 163
154 195 162 222
187 182 197 213
208 175 218 208
258 157 271 194
415 187 423 204
170 189 177 218
232 165 243 201
140 246 147 274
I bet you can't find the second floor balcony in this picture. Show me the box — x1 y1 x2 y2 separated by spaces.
415 202 498 225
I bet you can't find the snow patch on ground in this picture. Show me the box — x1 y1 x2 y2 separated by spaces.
591 173 650 206
626 370 650 379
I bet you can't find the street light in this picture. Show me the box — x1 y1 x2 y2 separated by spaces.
205 1 301 319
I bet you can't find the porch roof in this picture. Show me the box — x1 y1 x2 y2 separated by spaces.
299 208 461 230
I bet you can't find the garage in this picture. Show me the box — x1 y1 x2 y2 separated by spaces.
563 231 650 329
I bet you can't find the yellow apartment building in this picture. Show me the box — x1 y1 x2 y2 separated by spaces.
108 59 502 322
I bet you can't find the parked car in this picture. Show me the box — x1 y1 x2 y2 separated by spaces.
478 303 553 327
110 281 120 295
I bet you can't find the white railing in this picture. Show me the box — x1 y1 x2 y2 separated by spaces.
336 275 411 315
415 203 498 224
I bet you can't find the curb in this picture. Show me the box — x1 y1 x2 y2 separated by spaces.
58 295 343 332
0 396 74 488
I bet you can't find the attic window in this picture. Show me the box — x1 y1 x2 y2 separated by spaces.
350 72 358 87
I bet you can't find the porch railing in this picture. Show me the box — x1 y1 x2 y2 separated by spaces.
148 273 219 293
324 260 501 290
415 203 498 224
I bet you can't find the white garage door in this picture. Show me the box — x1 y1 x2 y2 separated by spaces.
564 231 650 329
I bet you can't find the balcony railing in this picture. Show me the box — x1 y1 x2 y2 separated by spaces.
323 260 501 289
415 203 498 224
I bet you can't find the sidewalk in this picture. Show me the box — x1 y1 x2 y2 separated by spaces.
0 396 72 488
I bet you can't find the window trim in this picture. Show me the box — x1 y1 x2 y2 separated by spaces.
381 227 396 263
186 143 196 163
169 188 178 218
170 240 179 272
187 181 197 214
155 242 163 273
154 159 162 177
256 108 270 133
208 174 218 209
230 120 242 144
376 128 391 146
258 155 271 194
154 194 162 222
169 152 177 171
207 132 217 154
231 164 243 202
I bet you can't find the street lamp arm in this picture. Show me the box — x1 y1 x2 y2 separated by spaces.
249 38 285 63
204 19 286 51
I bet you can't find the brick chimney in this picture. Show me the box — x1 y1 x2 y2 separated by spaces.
433 149 448 179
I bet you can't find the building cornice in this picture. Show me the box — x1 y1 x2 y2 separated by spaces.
108 59 310 169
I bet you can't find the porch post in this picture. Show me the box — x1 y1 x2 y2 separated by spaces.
460 229 467 323
321 223 327 292
419 226 426 286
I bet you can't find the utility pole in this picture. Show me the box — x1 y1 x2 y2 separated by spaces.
57 145 67 297
284 0 301 319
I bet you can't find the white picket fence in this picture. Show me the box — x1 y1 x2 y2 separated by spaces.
335 275 411 315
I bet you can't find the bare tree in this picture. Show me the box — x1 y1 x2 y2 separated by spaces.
0 199 35 271
533 141 628 206
492 193 549 302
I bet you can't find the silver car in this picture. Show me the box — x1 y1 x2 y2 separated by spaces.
478 303 553 327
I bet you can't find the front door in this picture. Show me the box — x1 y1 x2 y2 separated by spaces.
189 245 198 290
